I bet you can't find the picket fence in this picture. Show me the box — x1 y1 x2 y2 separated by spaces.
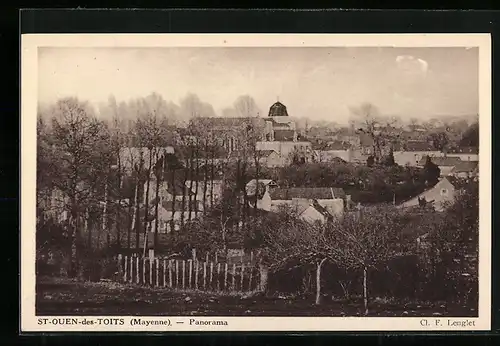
117 254 267 293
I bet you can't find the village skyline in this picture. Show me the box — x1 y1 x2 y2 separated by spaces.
38 47 479 124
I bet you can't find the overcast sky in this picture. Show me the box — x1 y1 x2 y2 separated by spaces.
38 47 478 124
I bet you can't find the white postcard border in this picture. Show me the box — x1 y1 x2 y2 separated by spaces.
21 33 492 332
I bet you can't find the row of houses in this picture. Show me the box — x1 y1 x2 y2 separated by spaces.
313 140 478 177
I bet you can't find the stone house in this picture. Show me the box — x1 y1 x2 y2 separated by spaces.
446 146 479 162
398 177 456 212
417 156 464 176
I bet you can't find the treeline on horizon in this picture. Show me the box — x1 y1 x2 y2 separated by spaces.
38 91 480 133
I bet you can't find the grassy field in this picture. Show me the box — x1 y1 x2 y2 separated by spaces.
36 276 477 317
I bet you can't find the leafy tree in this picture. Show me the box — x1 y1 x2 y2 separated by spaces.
366 155 375 167
382 149 396 166
429 132 449 151
459 122 479 147
422 156 440 186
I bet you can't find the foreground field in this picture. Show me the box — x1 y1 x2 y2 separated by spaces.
36 276 477 317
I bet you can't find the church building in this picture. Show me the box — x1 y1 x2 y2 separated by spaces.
257 101 313 166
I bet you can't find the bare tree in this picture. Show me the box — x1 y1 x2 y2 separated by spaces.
45 97 112 278
326 205 405 315
349 103 402 164
233 95 261 118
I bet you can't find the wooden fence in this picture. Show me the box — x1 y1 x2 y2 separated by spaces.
117 254 267 293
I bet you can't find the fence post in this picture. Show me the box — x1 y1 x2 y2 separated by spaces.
232 264 236 291
130 256 134 284
182 260 186 289
136 256 140 284
224 263 228 291
118 254 123 281
188 260 193 289
195 260 199 290
155 258 159 287
209 262 214 290
240 263 245 292
216 263 221 291
149 257 153 286
128 256 134 283
203 261 207 290
142 258 146 285
175 260 179 288
123 255 128 283
163 259 166 287
249 266 254 292
192 248 197 261
259 264 268 292
168 260 173 288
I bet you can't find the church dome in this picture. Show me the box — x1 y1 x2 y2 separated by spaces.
268 101 289 117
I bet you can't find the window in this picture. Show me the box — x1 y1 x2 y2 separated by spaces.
440 188 448 196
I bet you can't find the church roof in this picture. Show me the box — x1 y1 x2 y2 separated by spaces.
268 101 289 117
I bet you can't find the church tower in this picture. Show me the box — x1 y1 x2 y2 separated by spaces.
264 100 297 142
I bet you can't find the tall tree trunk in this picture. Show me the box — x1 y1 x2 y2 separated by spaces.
126 179 132 251
363 265 369 315
210 146 215 208
254 155 259 210
188 145 195 222
202 141 209 215
170 168 176 234
116 158 122 248
241 160 248 231
194 143 200 217
132 178 140 251
180 161 188 229
153 157 162 250
236 159 241 233
316 258 327 305
87 209 92 250
102 178 108 251
143 149 154 257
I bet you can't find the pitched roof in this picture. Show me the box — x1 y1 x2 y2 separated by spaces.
292 199 313 215
246 179 278 188
450 161 478 173
190 117 265 130
331 187 346 199
404 141 436 152
246 179 278 195
270 187 335 200
448 146 479 154
311 200 333 219
398 177 455 206
274 129 296 141
256 149 278 157
418 156 463 167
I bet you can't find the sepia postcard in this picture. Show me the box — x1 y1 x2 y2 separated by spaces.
21 34 491 332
